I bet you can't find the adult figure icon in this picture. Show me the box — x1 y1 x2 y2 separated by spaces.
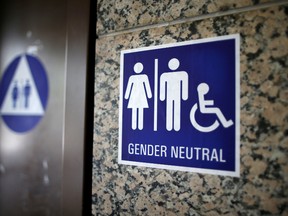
125 62 152 130
12 81 19 109
24 79 31 108
160 58 188 131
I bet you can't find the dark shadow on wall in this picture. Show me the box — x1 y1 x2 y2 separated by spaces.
82 0 96 215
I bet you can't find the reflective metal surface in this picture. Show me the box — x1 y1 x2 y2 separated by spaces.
0 0 92 215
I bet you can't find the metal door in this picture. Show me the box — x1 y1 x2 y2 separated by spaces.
0 0 94 215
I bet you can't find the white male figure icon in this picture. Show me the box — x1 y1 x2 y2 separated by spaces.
197 83 233 128
160 58 188 131
125 62 152 130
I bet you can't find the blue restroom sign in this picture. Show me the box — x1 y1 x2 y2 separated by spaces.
0 54 49 133
119 35 240 177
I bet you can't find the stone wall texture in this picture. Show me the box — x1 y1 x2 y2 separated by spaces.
92 1 288 215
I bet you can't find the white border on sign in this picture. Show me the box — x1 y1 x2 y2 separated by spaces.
118 34 240 177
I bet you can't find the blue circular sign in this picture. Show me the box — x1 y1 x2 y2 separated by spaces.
0 54 49 133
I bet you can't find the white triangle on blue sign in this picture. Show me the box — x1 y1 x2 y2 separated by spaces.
0 55 44 116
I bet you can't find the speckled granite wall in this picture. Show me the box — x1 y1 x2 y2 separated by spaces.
93 1 288 215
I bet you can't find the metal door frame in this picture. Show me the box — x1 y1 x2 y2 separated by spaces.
62 0 95 215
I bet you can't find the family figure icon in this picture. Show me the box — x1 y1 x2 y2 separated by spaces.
124 58 233 132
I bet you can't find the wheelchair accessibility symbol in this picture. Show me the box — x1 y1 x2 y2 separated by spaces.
190 83 233 132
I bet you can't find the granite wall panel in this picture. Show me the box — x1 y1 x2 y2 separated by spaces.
93 1 288 215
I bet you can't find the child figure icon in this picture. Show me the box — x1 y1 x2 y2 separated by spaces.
190 83 233 132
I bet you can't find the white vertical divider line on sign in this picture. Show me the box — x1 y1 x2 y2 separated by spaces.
154 59 158 131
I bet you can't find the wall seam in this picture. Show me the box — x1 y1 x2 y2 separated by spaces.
97 0 288 38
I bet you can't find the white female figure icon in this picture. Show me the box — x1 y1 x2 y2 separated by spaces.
125 62 152 130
